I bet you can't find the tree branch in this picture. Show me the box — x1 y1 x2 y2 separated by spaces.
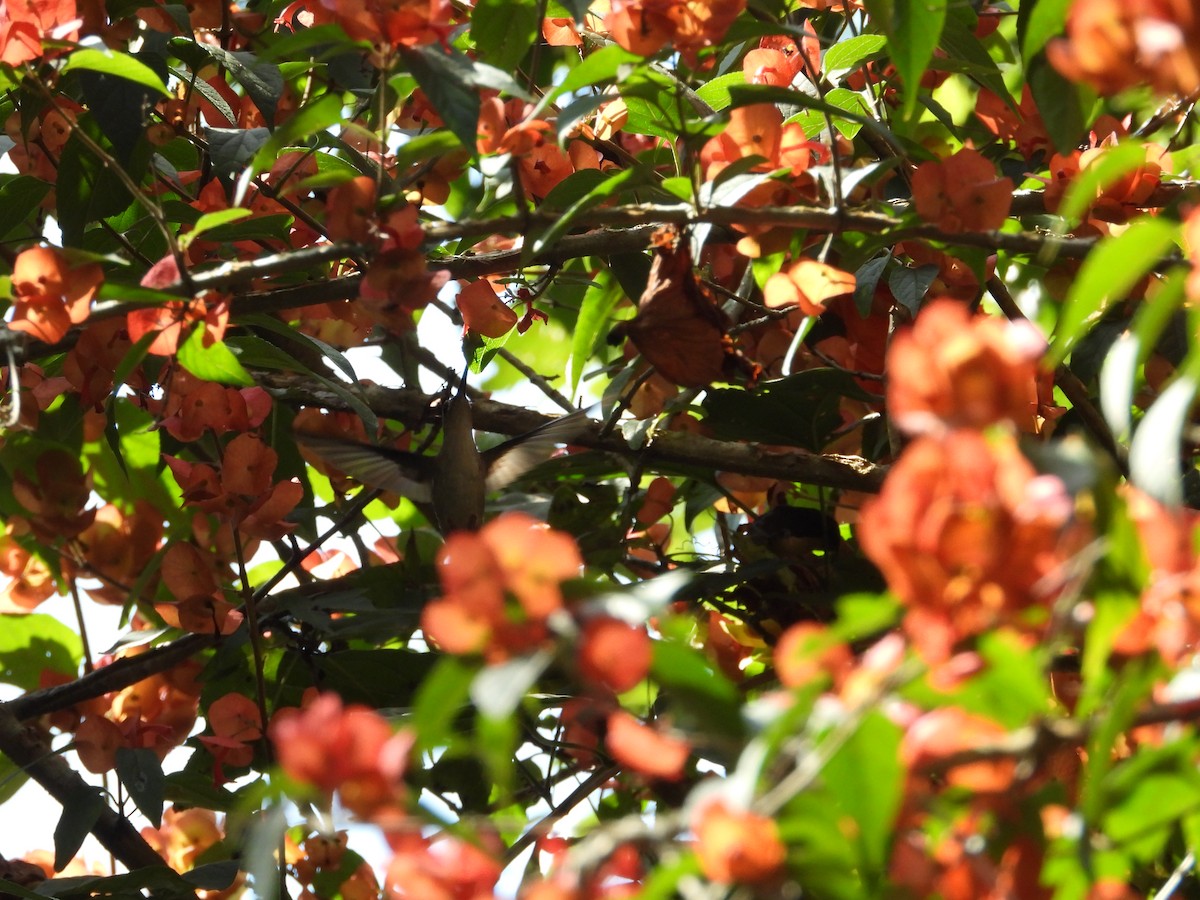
257 373 888 493
0 704 169 875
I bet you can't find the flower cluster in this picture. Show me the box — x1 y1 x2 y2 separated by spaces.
421 512 583 661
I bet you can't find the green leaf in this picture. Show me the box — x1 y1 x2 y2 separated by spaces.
184 860 241 891
871 0 948 119
0 613 82 690
470 651 552 718
888 263 939 314
529 167 641 257
569 271 623 397
239 312 359 382
116 747 165 828
539 168 614 211
412 656 476 753
170 65 235 126
399 45 482 152
823 34 889 78
56 117 149 246
651 640 742 740
1027 53 1089 154
554 43 641 99
395 130 463 172
0 175 50 241
205 127 272 180
822 711 902 881
1098 332 1140 443
170 40 284 123
249 93 346 174
177 326 256 386
938 14 1015 108
54 784 106 871
62 48 171 97
1020 0 1072 60
179 208 251 250
226 333 378 435
1049 217 1179 366
198 212 293 242
472 0 539 71
694 71 745 111
790 87 873 139
468 328 512 372
0 878 45 900
0 752 29 806
621 77 686 141
704 371 879 452
853 251 892 317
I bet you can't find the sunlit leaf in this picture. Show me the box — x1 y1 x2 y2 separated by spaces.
63 48 171 97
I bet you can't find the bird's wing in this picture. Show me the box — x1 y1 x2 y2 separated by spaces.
482 409 588 492
297 435 435 502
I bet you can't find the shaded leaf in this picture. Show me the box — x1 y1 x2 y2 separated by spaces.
472 0 539 71
54 785 105 871
205 127 272 180
1050 217 1178 366
706 371 876 451
115 747 165 829
170 40 284 124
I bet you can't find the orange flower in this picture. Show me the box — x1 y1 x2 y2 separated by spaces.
422 513 582 660
774 622 852 689
0 523 56 612
383 831 503 900
142 806 225 874
159 378 272 443
77 502 164 605
763 258 855 318
358 205 450 333
578 617 652 693
743 32 819 86
1045 139 1167 225
693 800 786 885
11 448 95 541
699 104 822 221
0 0 80 66
200 692 262 781
886 299 1046 434
456 279 517 338
636 476 676 524
975 85 1049 161
859 430 1086 662
325 175 378 243
1048 0 1200 96
901 707 1015 793
911 147 1013 233
605 0 744 62
269 692 412 818
1113 487 1200 664
284 0 453 50
9 246 102 344
127 257 230 356
605 710 690 780
165 434 302 539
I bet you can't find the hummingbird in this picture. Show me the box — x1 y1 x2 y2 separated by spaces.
298 393 586 533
